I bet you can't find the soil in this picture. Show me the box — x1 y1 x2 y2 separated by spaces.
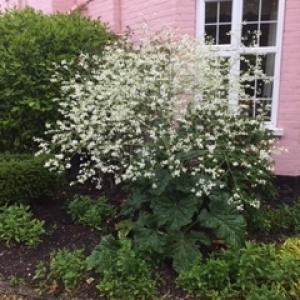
0 187 191 300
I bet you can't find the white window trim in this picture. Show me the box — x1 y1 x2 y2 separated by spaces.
196 0 286 135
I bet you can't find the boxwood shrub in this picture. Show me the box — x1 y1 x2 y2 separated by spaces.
0 8 114 152
0 154 63 204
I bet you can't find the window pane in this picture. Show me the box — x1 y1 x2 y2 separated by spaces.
219 25 231 44
260 23 277 46
240 55 256 75
256 80 273 98
205 2 218 23
243 0 260 22
261 0 278 21
260 54 275 76
205 25 217 44
242 23 259 46
240 99 255 118
244 80 256 97
255 99 272 120
220 1 232 22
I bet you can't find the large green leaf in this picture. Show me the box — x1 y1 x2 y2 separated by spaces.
132 214 167 254
121 190 149 216
198 194 246 248
86 235 119 274
151 196 198 231
169 232 203 272
151 169 171 196
134 226 167 254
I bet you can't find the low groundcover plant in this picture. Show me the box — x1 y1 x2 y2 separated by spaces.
177 241 300 299
49 249 87 292
67 194 113 229
86 234 156 299
0 204 45 247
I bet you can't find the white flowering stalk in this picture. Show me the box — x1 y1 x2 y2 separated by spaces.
36 30 276 209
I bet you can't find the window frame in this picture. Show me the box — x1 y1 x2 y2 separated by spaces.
196 0 286 132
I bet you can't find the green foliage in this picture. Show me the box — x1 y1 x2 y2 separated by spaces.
198 195 246 248
67 195 113 229
0 154 62 205
50 249 87 291
86 235 156 299
247 199 300 234
122 185 246 272
0 204 45 247
246 286 284 300
177 241 300 299
0 8 114 152
176 257 234 300
280 237 300 258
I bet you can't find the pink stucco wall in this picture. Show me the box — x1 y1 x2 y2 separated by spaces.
1 0 299 176
82 0 196 35
83 0 120 32
26 0 52 13
0 0 18 10
52 0 74 13
275 0 300 176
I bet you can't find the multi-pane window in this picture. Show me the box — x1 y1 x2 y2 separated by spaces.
197 0 284 127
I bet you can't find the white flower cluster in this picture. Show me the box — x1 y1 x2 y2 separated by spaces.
36 31 275 209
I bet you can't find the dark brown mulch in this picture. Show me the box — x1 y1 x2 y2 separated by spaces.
0 202 100 298
0 187 190 299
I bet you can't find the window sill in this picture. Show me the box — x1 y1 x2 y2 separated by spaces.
265 125 284 137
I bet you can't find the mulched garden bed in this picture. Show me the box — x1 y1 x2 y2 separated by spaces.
0 187 190 299
0 182 295 300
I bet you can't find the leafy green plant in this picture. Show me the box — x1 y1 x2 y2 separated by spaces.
176 257 235 299
67 195 113 229
8 276 25 288
247 199 300 234
0 8 114 152
246 286 284 300
123 188 246 272
33 261 48 282
0 154 63 205
280 237 300 258
0 204 45 247
50 249 87 292
177 241 300 299
86 235 156 299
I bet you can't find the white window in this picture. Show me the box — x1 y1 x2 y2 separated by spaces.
196 0 285 130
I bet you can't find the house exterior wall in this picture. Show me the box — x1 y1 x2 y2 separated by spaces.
275 0 300 176
52 0 74 13
1 0 299 177
83 0 119 32
25 0 53 13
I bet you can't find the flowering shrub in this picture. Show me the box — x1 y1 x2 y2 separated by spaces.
37 31 275 207
37 31 276 269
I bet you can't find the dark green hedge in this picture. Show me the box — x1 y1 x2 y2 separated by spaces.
0 154 63 204
0 8 114 152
